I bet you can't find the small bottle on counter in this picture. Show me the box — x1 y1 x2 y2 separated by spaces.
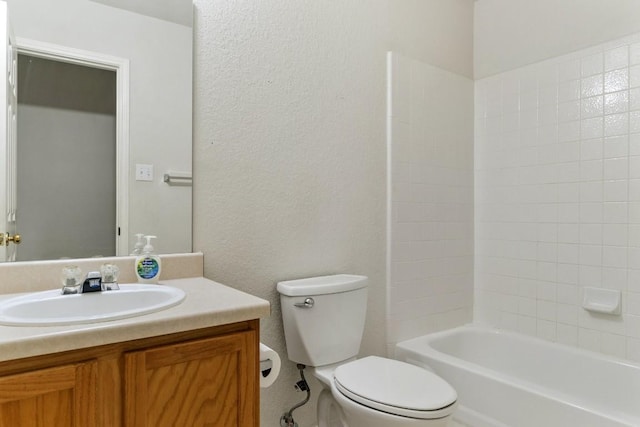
135 235 161 284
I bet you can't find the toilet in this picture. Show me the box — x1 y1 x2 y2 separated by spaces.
277 274 457 427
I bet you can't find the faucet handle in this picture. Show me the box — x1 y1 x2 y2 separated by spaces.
100 263 120 291
61 265 82 294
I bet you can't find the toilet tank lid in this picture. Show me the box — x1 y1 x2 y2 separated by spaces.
277 274 367 296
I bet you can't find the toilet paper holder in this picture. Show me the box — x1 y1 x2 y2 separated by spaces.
259 342 281 388
260 359 273 378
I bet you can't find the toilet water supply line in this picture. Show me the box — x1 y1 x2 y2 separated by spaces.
280 364 311 427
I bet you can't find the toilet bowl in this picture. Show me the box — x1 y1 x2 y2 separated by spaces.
313 356 456 427
277 275 457 427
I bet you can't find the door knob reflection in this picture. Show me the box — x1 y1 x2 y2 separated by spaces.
5 233 20 245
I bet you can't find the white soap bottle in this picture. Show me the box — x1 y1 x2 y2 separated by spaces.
135 235 161 284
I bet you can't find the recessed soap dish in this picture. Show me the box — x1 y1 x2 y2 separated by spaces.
582 287 621 315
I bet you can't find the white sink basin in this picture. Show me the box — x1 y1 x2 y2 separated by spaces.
0 284 186 326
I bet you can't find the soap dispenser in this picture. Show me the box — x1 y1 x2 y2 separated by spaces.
130 233 145 256
135 235 161 284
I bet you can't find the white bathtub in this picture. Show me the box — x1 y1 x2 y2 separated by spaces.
396 325 640 427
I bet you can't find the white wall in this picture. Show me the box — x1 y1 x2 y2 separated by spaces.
18 106 116 260
7 0 192 255
475 0 640 78
389 0 474 79
192 1 474 426
475 32 640 362
387 52 474 352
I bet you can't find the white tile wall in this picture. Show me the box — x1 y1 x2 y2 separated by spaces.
475 33 640 362
387 52 474 351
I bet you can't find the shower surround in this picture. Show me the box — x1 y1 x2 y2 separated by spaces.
386 52 475 353
475 32 640 362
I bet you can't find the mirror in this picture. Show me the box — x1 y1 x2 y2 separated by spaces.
5 0 193 261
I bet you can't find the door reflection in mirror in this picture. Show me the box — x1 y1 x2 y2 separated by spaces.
17 55 117 261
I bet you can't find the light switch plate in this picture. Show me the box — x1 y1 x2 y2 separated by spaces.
135 164 153 181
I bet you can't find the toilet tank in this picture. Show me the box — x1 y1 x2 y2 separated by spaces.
277 274 368 367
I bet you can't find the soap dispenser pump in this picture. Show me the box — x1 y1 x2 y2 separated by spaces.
135 235 161 284
131 233 145 255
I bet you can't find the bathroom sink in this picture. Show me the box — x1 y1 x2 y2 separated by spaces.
0 284 186 326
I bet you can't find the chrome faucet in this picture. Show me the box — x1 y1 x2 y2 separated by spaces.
61 270 102 294
81 271 102 293
61 264 120 294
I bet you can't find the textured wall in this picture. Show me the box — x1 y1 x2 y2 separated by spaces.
193 2 387 425
192 1 473 426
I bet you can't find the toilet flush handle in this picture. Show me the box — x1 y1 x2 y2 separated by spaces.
294 298 314 308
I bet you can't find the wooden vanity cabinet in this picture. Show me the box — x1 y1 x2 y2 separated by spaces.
0 320 259 427
0 361 97 427
124 329 257 427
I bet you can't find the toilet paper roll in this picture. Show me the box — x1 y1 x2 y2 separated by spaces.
259 343 281 388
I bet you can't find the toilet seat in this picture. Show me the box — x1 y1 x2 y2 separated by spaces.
333 356 457 420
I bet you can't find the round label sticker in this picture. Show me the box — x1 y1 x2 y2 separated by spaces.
137 258 159 279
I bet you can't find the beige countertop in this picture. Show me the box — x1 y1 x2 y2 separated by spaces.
0 276 270 362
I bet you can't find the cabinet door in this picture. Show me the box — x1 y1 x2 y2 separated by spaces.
0 361 97 427
124 330 258 427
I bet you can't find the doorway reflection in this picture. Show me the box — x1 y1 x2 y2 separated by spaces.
17 55 116 261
